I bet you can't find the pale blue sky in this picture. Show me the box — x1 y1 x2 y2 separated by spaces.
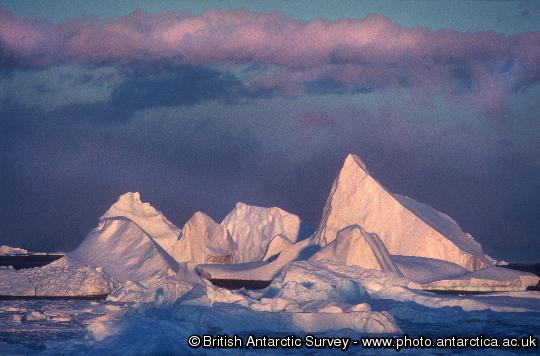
2 0 539 33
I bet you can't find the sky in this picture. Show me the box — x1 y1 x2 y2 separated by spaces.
1 0 539 262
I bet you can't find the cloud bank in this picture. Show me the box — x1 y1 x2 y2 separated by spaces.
1 9 539 113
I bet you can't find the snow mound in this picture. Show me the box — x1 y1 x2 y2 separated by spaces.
393 255 469 284
0 257 111 297
222 202 308 263
313 153 491 271
102 192 181 254
263 234 294 261
423 266 540 292
68 217 178 283
0 245 28 255
171 212 236 264
269 261 369 304
311 224 403 275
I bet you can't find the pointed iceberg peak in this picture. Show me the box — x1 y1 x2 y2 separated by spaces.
189 211 215 223
314 153 491 271
234 201 249 209
343 153 368 174
101 192 181 253
105 192 157 218
233 201 283 213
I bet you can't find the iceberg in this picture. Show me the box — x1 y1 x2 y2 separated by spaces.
0 245 28 255
0 258 111 297
68 216 179 283
263 234 294 261
171 211 236 264
311 224 403 275
313 154 491 271
3 153 539 354
100 192 181 254
222 202 309 263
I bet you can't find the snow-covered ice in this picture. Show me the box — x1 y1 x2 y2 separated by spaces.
0 245 28 255
423 266 540 292
0 258 111 297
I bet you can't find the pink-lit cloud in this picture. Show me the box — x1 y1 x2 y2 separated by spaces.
1 9 539 113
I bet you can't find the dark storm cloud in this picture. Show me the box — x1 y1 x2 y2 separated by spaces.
2 92 540 261
0 100 263 252
2 65 257 123
110 66 247 111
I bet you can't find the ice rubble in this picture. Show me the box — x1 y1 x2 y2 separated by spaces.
0 258 110 297
273 261 540 313
0 245 28 255
80 260 540 352
222 202 308 263
313 154 491 271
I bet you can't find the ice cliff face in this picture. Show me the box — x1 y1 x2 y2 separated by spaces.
313 154 491 271
222 202 307 263
172 212 236 264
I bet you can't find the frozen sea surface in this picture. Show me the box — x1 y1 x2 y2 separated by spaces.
1 294 539 355
0 299 131 353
